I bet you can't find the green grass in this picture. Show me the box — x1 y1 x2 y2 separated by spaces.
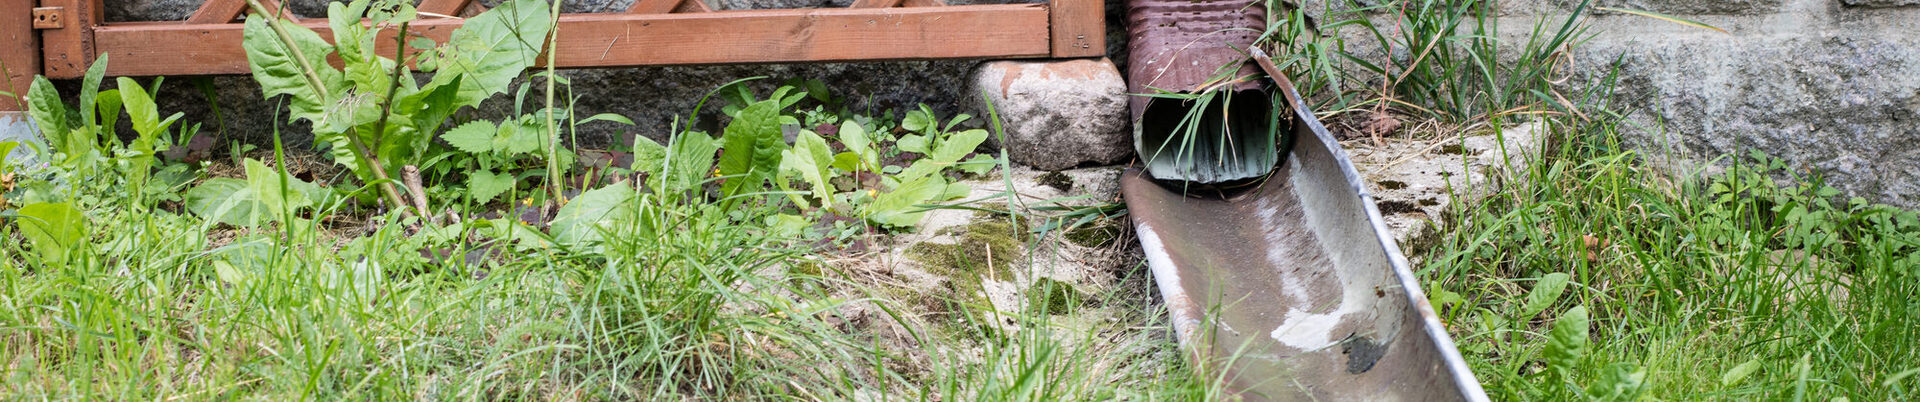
0 105 1215 400
1421 111 1920 400
1266 1 1920 399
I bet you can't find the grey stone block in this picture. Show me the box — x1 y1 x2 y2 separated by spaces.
970 59 1133 171
0 112 40 166
1579 35 1920 208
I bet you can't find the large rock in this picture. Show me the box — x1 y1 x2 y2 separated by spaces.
1581 34 1920 207
970 59 1132 171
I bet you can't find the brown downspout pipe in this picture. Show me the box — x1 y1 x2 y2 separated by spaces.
1126 0 1279 184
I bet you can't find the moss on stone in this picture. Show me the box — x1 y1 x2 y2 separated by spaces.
906 213 1031 304
1036 171 1074 192
1062 220 1122 247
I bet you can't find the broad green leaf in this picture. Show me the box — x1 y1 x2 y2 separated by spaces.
0 142 17 166
957 154 999 175
1585 363 1649 400
1544 305 1590 383
718 100 786 198
501 116 543 156
939 181 972 201
427 0 553 107
867 176 947 227
551 185 634 246
94 89 122 141
16 202 84 263
897 134 930 155
659 131 719 194
187 178 261 226
933 129 988 163
1520 272 1571 318
441 120 497 153
831 152 863 173
1722 358 1762 387
243 15 344 126
629 135 668 180
117 77 182 143
901 109 932 133
24 77 73 148
838 121 875 167
467 169 515 203
245 158 316 214
783 130 836 203
78 54 108 128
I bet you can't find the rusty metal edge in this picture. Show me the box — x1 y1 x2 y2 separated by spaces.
1126 49 1489 399
1272 67 1489 400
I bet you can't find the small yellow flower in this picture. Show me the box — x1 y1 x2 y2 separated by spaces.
866 189 877 198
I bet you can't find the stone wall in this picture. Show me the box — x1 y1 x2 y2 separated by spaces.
1309 0 1920 208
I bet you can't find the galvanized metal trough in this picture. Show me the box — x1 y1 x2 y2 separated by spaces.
1120 1 1486 399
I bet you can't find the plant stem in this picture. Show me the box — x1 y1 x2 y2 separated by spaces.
373 19 433 219
544 0 565 204
246 0 411 213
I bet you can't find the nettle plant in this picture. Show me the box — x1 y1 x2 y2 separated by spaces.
634 82 997 231
239 0 558 212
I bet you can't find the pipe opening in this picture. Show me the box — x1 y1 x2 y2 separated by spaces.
1137 88 1289 185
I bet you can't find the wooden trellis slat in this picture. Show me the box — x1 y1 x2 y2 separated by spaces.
190 0 297 24
2 0 35 111
90 5 1052 77
7 0 1103 111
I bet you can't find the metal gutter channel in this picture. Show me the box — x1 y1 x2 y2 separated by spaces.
1121 71 1489 401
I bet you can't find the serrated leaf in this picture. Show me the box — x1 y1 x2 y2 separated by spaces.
1722 359 1762 387
630 135 667 179
243 15 344 126
16 202 84 263
505 116 544 156
718 100 786 198
441 120 497 153
1520 272 1571 318
659 131 719 194
427 0 553 107
467 169 514 203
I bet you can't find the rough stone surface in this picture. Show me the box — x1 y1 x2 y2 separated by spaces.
1581 35 1920 207
1842 0 1920 7
969 59 1132 171
1347 121 1540 248
1 113 40 165
1309 0 1920 209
